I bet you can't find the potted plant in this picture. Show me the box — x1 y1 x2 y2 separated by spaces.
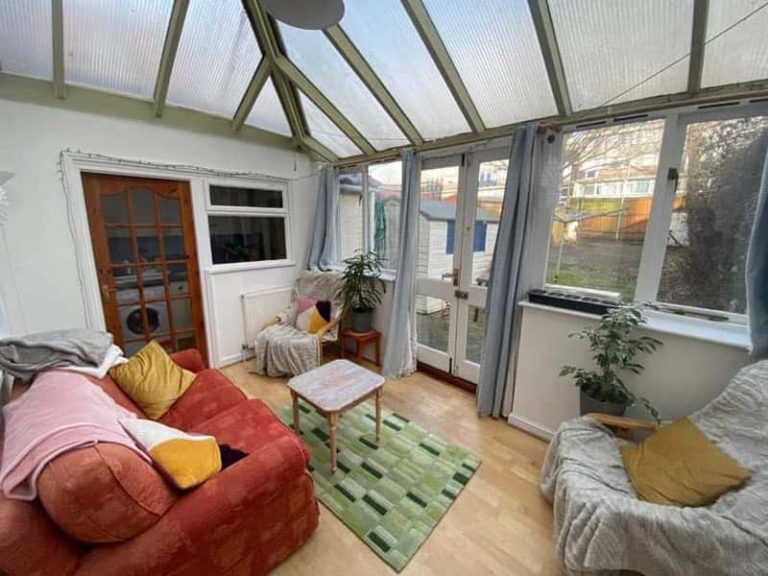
560 305 662 422
340 251 386 333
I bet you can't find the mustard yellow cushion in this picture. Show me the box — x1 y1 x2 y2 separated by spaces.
620 417 751 507
120 419 221 489
109 341 195 419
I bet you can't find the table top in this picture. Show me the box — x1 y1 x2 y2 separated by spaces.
287 359 385 413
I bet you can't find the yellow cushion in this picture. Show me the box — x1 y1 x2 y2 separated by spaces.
109 341 196 420
620 417 751 507
121 419 221 489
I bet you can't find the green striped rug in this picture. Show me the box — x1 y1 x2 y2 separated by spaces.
278 401 481 572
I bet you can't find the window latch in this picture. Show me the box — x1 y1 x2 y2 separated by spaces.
667 167 679 181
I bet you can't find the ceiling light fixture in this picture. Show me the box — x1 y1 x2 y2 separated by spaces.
261 0 344 30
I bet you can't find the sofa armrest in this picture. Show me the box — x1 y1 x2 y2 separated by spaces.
171 349 206 373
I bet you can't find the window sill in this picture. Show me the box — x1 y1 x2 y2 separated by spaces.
329 264 396 283
206 259 296 275
518 300 750 350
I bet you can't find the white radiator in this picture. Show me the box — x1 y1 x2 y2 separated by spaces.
241 287 293 350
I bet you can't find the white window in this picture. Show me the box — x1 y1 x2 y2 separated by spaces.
206 181 291 267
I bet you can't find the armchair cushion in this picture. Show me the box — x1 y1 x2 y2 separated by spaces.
295 298 332 334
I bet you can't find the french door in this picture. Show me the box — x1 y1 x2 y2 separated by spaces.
416 149 509 385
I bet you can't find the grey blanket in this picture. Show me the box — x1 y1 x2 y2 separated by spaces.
540 360 768 576
0 329 113 380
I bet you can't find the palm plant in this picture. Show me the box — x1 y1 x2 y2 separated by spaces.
341 251 386 332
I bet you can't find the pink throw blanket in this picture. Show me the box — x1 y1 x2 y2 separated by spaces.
0 371 150 500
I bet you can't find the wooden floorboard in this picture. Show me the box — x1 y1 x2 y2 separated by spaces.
223 358 560 576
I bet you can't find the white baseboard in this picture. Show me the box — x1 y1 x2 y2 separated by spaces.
218 353 245 368
507 414 554 441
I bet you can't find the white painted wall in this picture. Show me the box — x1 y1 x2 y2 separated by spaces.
510 304 751 438
0 99 318 366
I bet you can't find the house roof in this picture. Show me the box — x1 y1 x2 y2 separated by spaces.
419 200 498 223
2 0 766 164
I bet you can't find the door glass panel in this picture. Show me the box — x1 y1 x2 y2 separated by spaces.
154 334 174 353
135 228 160 262
166 264 190 296
470 160 508 286
175 332 197 352
106 227 132 264
465 306 485 364
419 166 460 281
163 228 186 260
120 305 147 338
142 280 165 301
124 340 145 357
131 188 155 223
658 116 768 314
101 193 128 223
416 295 451 352
159 195 181 224
171 298 193 331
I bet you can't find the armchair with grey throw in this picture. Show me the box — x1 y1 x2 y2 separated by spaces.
540 360 768 576
253 271 344 377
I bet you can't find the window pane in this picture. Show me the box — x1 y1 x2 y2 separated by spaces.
658 116 768 314
210 186 283 209
64 0 172 97
208 216 287 264
245 77 292 137
300 93 361 158
0 0 52 80
546 120 665 301
549 0 692 111
419 166 459 281
370 161 403 269
340 0 468 139
339 171 365 261
470 160 507 286
702 0 768 88
279 24 408 150
422 0 557 127
416 295 451 352
167 0 260 118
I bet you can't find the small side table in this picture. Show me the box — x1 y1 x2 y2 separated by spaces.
340 329 381 365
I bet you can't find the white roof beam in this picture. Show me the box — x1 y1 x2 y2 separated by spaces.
687 0 710 94
51 0 65 99
232 58 270 132
528 0 572 116
153 0 189 118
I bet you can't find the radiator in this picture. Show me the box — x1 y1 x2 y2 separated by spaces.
241 287 293 350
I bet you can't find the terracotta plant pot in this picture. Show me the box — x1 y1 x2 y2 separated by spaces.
579 391 627 416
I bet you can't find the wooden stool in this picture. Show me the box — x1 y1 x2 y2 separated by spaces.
340 329 381 365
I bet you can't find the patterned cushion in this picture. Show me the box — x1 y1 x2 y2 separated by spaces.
294 298 332 334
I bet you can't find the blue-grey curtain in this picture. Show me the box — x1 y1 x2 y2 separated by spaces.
746 147 768 358
383 150 421 378
307 165 340 270
478 125 562 417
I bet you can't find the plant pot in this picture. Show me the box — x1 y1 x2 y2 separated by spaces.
351 309 374 333
579 391 627 417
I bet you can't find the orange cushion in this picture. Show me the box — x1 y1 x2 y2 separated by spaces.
38 443 177 543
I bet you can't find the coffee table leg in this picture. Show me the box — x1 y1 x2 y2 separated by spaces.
375 388 382 444
329 412 338 473
291 391 300 436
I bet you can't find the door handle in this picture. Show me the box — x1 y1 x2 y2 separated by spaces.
454 290 469 300
101 283 114 303
452 268 459 286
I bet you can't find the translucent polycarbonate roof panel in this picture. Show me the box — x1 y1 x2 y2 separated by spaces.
339 0 469 140
245 77 292 137
701 0 768 88
167 0 260 118
63 0 172 98
279 24 408 150
550 0 693 111
0 0 52 80
422 0 557 128
300 93 362 158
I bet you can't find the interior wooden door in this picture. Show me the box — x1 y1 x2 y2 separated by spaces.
82 173 207 360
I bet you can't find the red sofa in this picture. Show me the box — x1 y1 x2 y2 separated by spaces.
0 349 319 575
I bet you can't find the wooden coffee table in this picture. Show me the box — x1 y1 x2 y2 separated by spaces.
287 359 385 473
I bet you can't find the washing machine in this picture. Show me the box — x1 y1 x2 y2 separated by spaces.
118 285 170 338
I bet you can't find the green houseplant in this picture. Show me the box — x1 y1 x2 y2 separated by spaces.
560 305 662 422
341 251 386 333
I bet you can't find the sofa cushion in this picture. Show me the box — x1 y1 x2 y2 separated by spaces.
87 374 142 415
38 443 176 543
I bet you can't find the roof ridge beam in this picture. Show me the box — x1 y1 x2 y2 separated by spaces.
401 0 484 133
52 0 65 99
687 0 710 94
528 0 572 116
324 25 423 146
233 58 270 131
153 0 189 118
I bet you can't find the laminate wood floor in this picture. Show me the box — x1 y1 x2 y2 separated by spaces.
223 359 560 576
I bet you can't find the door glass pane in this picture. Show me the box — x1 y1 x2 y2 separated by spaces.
124 340 145 357
171 298 193 331
209 186 283 208
163 228 186 260
470 160 507 286
416 295 451 352
546 120 665 302
159 196 181 224
658 116 768 314
120 305 147 338
175 332 197 352
141 266 164 290
419 166 459 281
208 216 287 264
101 193 129 223
136 228 160 262
166 264 190 296
0 0 53 80
131 188 155 224
370 161 402 269
339 171 365 260
106 227 132 264
465 306 485 364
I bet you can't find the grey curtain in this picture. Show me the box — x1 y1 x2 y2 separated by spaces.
478 125 563 417
746 147 768 358
382 150 421 378
307 165 340 271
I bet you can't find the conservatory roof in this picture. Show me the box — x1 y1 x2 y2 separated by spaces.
1 0 768 164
